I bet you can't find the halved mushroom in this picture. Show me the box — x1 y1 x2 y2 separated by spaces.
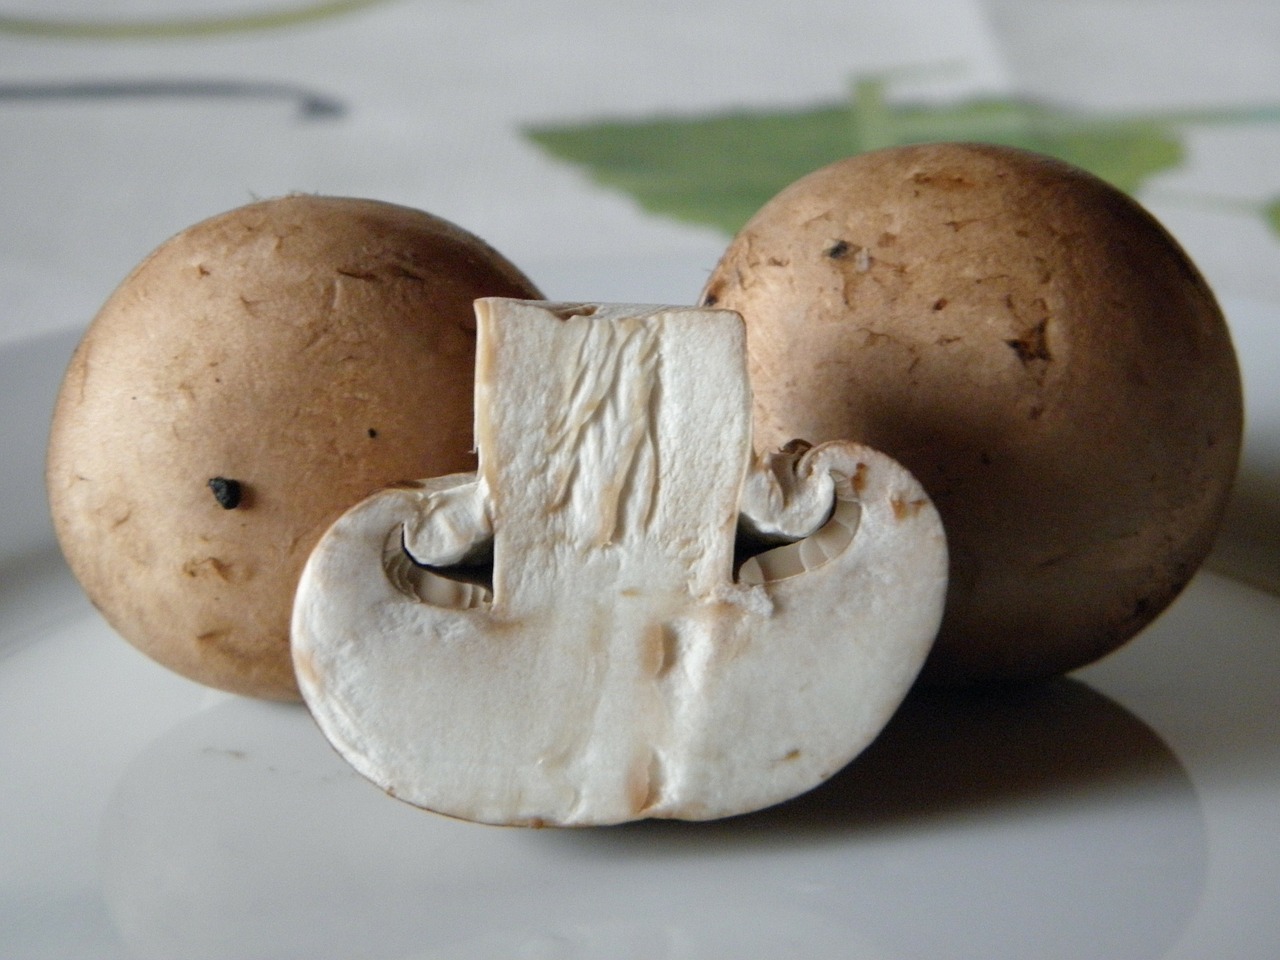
292 300 947 825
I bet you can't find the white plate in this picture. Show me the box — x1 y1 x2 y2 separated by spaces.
3 316 1278 960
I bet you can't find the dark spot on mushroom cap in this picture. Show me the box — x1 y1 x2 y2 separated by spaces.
701 280 726 308
208 477 243 510
826 240 851 259
1005 319 1052 366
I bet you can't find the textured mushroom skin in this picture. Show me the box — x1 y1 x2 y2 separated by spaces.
701 144 1243 684
46 196 541 700
292 301 947 825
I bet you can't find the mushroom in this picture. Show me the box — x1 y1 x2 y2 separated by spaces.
701 144 1243 684
292 300 947 825
46 195 541 700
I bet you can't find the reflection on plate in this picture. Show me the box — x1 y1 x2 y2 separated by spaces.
98 673 1203 960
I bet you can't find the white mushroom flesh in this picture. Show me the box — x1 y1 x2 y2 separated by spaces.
292 300 947 826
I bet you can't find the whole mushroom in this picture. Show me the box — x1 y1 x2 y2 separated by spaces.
46 195 541 700
700 143 1243 684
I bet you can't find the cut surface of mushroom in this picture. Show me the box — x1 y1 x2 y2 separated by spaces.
292 300 947 826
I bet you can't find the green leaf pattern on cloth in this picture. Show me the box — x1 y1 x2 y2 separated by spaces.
527 75 1280 239
0 0 394 39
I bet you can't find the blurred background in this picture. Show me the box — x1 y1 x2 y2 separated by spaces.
2 0 1278 586
2 0 1279 328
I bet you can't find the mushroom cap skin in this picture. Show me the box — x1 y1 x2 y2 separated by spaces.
46 196 541 700
700 143 1243 685
292 300 947 826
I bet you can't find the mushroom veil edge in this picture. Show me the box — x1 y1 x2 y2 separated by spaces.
291 300 948 826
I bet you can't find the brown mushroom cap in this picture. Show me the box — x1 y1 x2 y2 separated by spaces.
701 143 1243 684
46 195 541 700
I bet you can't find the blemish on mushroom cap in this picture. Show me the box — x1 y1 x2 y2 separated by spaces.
207 476 243 510
1005 318 1053 367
